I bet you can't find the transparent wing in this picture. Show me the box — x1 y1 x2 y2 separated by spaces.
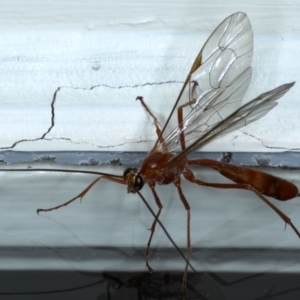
154 12 253 152
168 82 295 163
163 67 252 152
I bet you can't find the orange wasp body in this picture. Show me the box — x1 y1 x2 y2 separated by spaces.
2 12 298 298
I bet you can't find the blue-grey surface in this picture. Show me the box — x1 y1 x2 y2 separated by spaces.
0 151 300 168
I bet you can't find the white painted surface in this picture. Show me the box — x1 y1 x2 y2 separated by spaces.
0 1 299 152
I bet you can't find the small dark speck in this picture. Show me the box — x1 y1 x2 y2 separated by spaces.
79 158 100 166
278 162 293 170
92 63 101 71
88 158 100 165
33 155 56 162
221 152 232 163
254 155 271 167
110 158 122 166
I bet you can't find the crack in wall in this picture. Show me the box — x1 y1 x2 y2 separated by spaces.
44 137 153 149
239 130 300 151
1 80 181 150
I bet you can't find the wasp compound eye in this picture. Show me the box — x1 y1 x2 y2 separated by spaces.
134 174 144 191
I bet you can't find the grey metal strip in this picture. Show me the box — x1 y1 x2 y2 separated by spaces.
0 151 299 168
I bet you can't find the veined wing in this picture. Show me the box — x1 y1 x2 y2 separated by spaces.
168 82 295 164
154 12 253 152
162 66 252 153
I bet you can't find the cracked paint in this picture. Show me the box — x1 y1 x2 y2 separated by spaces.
1 81 182 151
2 76 298 152
0 9 298 153
240 130 300 151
